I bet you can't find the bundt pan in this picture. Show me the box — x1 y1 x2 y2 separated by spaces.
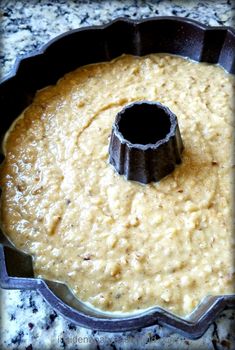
0 17 235 339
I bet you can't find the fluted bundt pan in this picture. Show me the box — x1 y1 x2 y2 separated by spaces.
0 17 234 339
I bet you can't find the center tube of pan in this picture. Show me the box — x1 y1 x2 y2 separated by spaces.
108 101 184 184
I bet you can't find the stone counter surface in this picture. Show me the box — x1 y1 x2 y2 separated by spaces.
0 1 234 349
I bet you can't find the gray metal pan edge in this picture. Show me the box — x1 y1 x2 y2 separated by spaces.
0 16 234 338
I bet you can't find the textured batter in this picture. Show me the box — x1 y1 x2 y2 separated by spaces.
0 54 234 315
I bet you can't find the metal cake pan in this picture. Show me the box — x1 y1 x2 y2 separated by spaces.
0 17 234 339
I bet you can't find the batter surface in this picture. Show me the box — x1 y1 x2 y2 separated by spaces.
0 54 234 315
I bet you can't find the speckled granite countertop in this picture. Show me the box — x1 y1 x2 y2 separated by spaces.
0 1 234 349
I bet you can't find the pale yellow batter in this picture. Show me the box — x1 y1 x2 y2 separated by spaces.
0 54 234 316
